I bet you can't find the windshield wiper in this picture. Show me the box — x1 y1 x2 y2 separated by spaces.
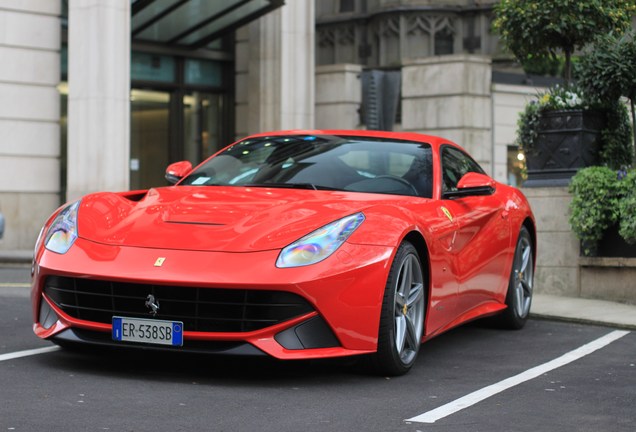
241 182 344 191
241 182 317 190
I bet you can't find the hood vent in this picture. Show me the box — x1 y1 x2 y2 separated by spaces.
165 220 225 226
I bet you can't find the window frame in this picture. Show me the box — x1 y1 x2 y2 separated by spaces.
440 144 486 197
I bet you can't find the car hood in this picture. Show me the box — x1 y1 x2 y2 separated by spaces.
77 186 409 252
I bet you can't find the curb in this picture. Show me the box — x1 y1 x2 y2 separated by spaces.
0 251 33 265
530 311 636 331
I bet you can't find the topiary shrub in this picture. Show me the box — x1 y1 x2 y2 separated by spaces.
618 169 636 244
599 101 634 169
568 166 622 254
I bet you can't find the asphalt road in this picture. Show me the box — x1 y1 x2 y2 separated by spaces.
1 265 634 432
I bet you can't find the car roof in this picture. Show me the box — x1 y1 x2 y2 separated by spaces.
245 129 459 150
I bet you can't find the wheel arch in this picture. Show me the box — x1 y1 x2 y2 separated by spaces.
402 230 431 329
521 217 537 269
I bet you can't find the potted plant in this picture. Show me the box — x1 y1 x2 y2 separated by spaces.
516 83 634 186
517 85 606 186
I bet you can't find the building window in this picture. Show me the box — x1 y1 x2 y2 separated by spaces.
507 145 526 187
131 52 175 83
340 0 355 13
434 28 454 56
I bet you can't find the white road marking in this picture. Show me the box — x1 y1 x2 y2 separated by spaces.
0 346 60 362
0 283 30 287
406 330 630 424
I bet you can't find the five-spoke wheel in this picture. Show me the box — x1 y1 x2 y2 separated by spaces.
498 226 534 329
372 241 425 376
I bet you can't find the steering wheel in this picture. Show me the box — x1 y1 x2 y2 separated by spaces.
374 175 419 196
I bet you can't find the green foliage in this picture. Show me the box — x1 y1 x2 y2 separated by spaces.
521 55 562 77
577 31 636 103
577 30 636 167
493 0 635 80
516 101 541 154
569 167 636 252
599 101 634 169
522 56 583 79
568 167 622 252
618 170 636 244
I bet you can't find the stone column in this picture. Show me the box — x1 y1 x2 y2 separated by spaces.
315 64 362 130
236 0 314 137
523 187 580 297
67 0 130 201
402 55 493 173
0 1 60 250
492 83 544 183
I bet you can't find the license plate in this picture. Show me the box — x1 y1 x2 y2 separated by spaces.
112 316 183 346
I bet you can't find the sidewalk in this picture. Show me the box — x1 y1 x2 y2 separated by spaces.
1 250 635 330
531 294 636 330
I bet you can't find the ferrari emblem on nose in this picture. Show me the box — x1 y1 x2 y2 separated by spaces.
145 294 160 316
154 257 166 267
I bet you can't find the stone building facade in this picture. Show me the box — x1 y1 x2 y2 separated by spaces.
1 0 532 256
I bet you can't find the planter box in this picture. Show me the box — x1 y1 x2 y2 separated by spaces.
588 225 636 258
579 257 636 304
524 110 604 187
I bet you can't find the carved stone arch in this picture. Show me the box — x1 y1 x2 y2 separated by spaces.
431 16 456 35
372 15 401 66
317 26 336 48
337 25 355 46
407 15 432 37
431 16 456 56
378 15 400 38
317 26 336 65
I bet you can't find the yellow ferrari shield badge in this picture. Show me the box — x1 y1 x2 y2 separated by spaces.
441 207 453 222
154 257 166 267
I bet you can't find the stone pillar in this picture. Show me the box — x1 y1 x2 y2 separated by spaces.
315 64 362 130
402 55 493 173
67 0 130 201
523 187 580 297
492 83 544 183
236 0 314 137
0 1 60 250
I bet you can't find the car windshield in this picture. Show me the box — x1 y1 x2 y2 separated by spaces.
180 135 433 198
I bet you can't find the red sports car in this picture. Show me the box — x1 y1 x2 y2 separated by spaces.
32 130 535 375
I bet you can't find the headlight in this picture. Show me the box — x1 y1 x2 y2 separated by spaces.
44 201 80 254
276 212 365 268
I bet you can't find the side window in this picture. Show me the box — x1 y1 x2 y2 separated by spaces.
441 146 485 193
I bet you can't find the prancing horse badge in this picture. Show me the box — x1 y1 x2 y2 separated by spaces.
441 207 453 222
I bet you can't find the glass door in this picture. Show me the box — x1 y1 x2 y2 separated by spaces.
183 92 229 165
130 89 171 190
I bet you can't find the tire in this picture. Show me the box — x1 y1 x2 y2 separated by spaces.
497 226 534 330
371 241 426 376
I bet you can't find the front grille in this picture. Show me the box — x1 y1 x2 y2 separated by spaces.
44 276 314 333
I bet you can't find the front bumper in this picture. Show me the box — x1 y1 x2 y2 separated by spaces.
32 238 394 359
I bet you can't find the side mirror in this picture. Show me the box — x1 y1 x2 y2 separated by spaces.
444 172 495 199
165 161 192 185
